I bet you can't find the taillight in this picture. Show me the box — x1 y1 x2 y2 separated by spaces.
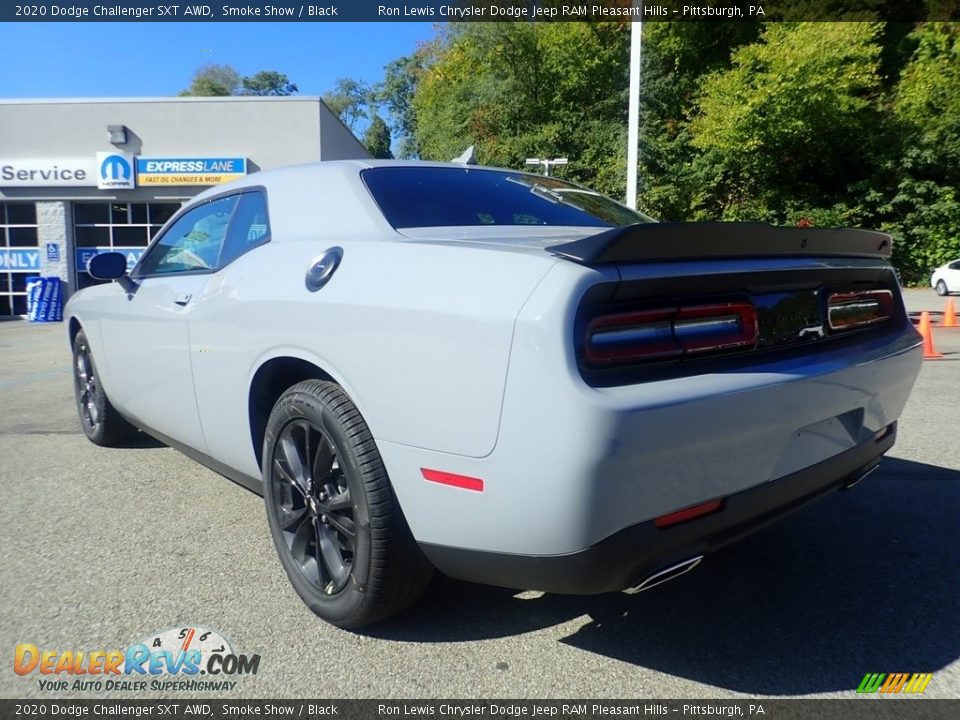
827 290 894 331
586 301 757 364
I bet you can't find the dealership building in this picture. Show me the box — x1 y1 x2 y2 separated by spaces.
0 96 369 317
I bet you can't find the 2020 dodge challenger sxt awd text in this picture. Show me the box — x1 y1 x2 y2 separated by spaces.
67 161 922 628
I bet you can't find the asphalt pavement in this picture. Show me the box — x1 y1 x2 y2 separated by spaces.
1 288 957 700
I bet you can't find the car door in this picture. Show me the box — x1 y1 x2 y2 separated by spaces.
947 260 960 290
98 194 240 452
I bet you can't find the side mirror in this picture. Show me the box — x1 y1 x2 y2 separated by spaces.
87 251 138 294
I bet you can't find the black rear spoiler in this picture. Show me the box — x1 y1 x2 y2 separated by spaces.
548 222 892 265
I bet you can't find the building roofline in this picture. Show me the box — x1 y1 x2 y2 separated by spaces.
0 96 327 106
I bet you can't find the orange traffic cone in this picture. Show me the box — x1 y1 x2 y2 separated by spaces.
941 298 957 328
919 311 943 359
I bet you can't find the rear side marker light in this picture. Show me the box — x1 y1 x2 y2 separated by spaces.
655 499 724 528
421 468 484 493
827 289 894 331
586 302 757 364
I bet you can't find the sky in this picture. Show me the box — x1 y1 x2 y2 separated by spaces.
0 22 437 98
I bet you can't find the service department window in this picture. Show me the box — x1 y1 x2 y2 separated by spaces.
0 203 39 316
73 202 179 289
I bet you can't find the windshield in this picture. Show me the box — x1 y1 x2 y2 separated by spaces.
361 167 655 230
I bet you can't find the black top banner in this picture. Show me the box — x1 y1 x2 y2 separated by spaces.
3 1 959 23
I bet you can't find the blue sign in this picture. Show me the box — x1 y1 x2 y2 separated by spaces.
0 248 41 271
136 157 247 186
76 247 144 273
46 243 60 262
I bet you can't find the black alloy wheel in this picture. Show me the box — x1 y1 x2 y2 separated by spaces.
262 380 432 628
272 418 358 597
71 329 137 446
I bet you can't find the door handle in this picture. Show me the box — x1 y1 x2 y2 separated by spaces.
173 293 192 306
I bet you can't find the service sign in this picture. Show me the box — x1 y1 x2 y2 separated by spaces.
97 152 136 190
136 157 247 186
0 157 97 187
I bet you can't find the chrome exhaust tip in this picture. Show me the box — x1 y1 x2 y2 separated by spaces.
623 555 704 595
843 463 880 490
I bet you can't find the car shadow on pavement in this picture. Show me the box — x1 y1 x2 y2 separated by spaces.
374 457 959 695
114 431 167 449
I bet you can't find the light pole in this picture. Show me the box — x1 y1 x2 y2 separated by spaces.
626 15 643 209
525 157 568 177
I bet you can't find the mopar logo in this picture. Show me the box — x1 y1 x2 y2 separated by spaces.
96 152 135 190
100 154 130 181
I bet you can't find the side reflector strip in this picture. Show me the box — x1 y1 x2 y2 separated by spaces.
654 499 724 528
421 468 484 493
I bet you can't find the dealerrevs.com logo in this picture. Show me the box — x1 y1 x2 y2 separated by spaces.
14 626 260 693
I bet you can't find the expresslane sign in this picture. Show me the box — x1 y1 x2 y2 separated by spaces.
136 157 247 186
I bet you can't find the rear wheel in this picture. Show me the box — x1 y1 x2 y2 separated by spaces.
262 380 432 629
72 329 137 446
935 279 949 296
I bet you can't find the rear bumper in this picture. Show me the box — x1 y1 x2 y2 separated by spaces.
419 424 895 594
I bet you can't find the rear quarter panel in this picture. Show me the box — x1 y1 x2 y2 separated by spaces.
189 235 558 478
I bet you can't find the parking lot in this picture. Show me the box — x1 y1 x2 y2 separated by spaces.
1 288 957 700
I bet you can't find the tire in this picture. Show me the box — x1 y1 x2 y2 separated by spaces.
72 329 138 446
262 380 433 629
935 280 949 296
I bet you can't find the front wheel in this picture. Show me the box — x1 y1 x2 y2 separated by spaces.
262 380 432 629
72 329 137 446
935 280 949 296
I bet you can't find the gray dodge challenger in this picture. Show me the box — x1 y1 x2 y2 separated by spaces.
66 161 923 628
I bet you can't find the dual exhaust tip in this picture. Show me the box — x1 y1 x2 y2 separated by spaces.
624 461 881 594
623 555 704 595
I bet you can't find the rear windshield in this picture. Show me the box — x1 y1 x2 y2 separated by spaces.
361 167 654 229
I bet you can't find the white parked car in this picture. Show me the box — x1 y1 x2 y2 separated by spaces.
931 258 960 295
66 161 922 628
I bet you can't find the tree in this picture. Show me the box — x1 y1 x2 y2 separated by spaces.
377 51 431 158
409 22 631 198
363 115 394 159
180 64 241 96
180 65 299 98
688 22 886 222
241 71 298 96
886 22 960 281
322 78 372 130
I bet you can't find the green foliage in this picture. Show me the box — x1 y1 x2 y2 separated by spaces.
689 23 885 221
322 78 372 131
352 18 960 281
180 65 298 98
241 71 298 96
886 23 960 279
410 22 630 198
179 64 241 96
363 115 394 159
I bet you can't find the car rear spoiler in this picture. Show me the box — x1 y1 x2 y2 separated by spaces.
548 222 893 265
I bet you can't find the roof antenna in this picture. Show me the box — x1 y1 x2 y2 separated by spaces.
451 145 477 165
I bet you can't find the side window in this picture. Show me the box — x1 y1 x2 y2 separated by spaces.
218 191 271 268
136 196 239 276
